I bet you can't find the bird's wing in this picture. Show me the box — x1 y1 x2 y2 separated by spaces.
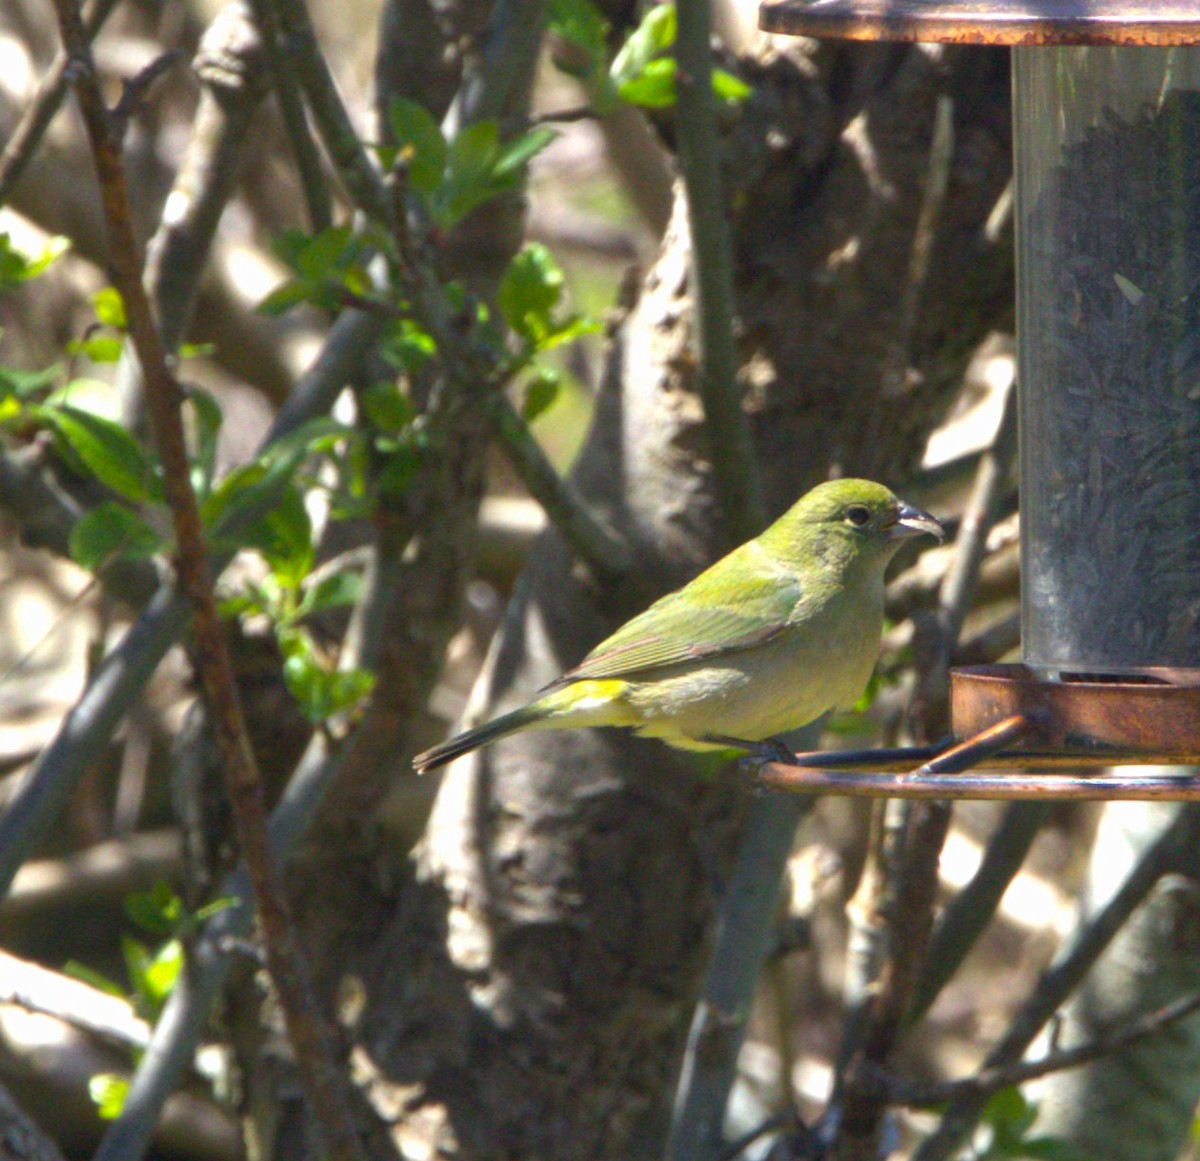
549 548 804 686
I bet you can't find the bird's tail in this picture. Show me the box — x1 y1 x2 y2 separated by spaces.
412 705 542 773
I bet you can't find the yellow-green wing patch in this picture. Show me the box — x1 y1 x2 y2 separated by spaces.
548 548 803 687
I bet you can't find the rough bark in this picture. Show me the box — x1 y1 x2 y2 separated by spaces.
358 37 1014 1161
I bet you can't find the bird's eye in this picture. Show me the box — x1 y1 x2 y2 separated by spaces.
846 505 872 528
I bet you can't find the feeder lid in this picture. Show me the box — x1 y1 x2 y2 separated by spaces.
759 1 1200 46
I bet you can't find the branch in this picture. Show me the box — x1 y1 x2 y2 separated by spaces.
95 728 388 1161
117 0 272 419
0 1082 69 1161
0 949 151 1052
0 0 122 206
486 394 632 575
50 6 368 1157
263 0 394 225
879 990 1200 1108
2 829 181 925
912 380 1018 735
667 723 821 1161
0 445 162 607
673 0 765 543
881 95 955 399
912 806 1200 1161
247 0 333 232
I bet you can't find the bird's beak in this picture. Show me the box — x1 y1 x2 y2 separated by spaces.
891 500 945 543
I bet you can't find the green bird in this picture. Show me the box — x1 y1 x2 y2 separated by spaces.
413 479 943 773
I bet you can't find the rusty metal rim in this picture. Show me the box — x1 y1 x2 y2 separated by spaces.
951 663 1200 759
758 0 1200 46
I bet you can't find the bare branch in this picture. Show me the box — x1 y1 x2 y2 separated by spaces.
878 990 1200 1108
674 0 765 543
49 4 369 1157
0 0 122 206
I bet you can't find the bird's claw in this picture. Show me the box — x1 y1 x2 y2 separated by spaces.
702 734 797 767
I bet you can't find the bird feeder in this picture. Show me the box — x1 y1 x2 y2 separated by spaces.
755 0 1200 797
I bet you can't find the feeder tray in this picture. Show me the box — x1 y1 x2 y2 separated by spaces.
952 665 1200 763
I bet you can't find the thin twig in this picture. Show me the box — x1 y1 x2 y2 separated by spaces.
881 94 955 400
50 5 366 1158
830 381 1018 1152
0 0 122 206
879 990 1200 1109
673 0 766 543
529 105 599 125
913 380 1018 734
109 50 183 143
486 394 632 575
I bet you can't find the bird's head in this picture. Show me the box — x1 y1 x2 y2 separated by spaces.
760 478 945 575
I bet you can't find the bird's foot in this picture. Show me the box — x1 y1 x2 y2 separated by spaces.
702 734 797 767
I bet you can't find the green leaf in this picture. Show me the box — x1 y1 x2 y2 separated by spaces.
202 417 345 537
435 121 506 227
376 442 423 496
493 127 558 180
63 961 126 998
712 68 752 104
1016 1139 1097 1161
0 232 70 290
522 367 561 422
361 381 415 434
257 278 314 316
611 3 676 87
69 503 163 570
279 627 374 722
500 243 565 342
547 0 610 61
241 482 314 591
618 58 677 108
298 568 364 618
89 1074 131 1121
92 286 128 330
446 121 500 190
380 319 437 374
195 896 238 922
140 939 183 1007
295 224 356 280
68 334 124 364
387 98 448 193
0 363 59 402
38 404 155 503
188 388 224 495
124 881 182 937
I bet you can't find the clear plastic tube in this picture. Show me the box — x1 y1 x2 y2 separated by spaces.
1015 45 1200 671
